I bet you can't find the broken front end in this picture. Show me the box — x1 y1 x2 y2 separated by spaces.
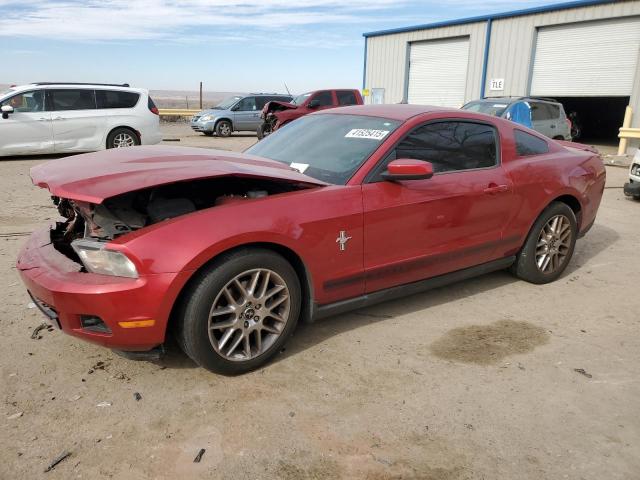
258 100 298 139
18 176 312 352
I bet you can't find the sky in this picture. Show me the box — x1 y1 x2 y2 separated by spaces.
1 0 571 94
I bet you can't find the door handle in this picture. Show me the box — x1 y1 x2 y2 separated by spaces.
53 116 64 121
38 117 49 121
550 124 556 129
484 184 510 195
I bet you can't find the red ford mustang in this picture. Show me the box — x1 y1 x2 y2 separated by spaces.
17 105 605 374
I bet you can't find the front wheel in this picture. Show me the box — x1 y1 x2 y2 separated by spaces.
216 120 232 137
510 202 577 284
107 128 140 149
256 121 271 140
176 249 301 375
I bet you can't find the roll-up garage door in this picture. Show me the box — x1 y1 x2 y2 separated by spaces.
407 37 470 107
531 18 640 97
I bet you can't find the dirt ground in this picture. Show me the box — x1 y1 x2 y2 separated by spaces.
1 124 639 479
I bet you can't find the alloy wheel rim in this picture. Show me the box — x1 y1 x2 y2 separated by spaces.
113 133 135 148
535 214 572 274
220 124 231 135
207 268 290 361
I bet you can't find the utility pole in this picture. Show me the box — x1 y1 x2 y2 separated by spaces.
199 82 203 110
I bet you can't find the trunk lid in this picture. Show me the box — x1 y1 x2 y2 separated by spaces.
30 146 326 203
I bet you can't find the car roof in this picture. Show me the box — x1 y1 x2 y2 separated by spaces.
8 83 146 93
246 93 291 97
472 96 559 104
314 104 462 121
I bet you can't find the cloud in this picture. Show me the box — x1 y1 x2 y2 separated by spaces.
0 0 409 42
0 0 569 45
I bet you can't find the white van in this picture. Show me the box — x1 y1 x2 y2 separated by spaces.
0 83 163 157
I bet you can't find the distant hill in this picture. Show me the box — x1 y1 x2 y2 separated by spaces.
149 90 243 109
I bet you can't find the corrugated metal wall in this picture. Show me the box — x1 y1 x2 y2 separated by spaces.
364 0 640 139
485 1 640 98
364 22 486 105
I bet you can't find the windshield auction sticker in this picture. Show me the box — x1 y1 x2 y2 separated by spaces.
345 129 390 140
290 163 309 173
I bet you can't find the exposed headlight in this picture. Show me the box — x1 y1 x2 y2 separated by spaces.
71 239 138 278
200 115 214 121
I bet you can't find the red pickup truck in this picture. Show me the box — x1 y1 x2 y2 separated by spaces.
258 89 363 139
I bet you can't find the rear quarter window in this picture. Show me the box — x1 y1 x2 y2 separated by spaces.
337 90 358 106
96 90 140 109
514 130 549 156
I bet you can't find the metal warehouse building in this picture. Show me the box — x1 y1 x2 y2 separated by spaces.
362 0 640 150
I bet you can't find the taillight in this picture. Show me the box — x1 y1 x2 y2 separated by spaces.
566 117 572 130
148 97 159 115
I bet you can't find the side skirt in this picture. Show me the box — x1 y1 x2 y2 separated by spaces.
312 256 515 321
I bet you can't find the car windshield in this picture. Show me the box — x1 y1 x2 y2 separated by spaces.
291 92 312 105
245 114 401 185
462 100 509 117
213 96 242 110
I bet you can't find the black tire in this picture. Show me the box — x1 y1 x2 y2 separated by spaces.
215 120 232 137
203 131 214 137
256 122 270 140
106 128 140 149
175 248 301 375
553 135 565 141
510 201 577 284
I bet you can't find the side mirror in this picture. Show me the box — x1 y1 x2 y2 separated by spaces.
1 105 14 119
308 99 320 109
382 159 434 181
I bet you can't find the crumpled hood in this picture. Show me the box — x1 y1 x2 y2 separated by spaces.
30 145 326 204
262 100 298 115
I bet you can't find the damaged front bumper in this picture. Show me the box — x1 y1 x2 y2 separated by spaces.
17 227 182 351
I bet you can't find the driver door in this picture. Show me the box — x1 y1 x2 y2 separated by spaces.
362 120 513 294
0 90 53 156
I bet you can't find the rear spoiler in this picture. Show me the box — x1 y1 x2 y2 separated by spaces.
555 140 599 155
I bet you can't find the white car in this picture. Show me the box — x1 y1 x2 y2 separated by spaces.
623 148 640 200
0 83 163 157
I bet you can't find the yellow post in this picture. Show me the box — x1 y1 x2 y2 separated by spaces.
618 106 633 155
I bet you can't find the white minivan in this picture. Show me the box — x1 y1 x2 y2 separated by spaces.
0 83 163 157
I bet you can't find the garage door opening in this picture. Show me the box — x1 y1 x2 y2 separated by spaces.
554 96 629 143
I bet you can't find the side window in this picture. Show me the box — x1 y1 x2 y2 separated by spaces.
254 97 267 110
236 97 256 111
393 121 498 174
312 91 333 107
95 90 139 109
337 90 357 106
531 102 553 121
1 90 45 112
514 130 549 156
546 103 560 119
49 89 96 111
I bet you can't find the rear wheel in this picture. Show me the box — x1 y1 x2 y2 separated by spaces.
107 128 139 149
511 202 577 284
216 120 232 137
176 249 301 375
